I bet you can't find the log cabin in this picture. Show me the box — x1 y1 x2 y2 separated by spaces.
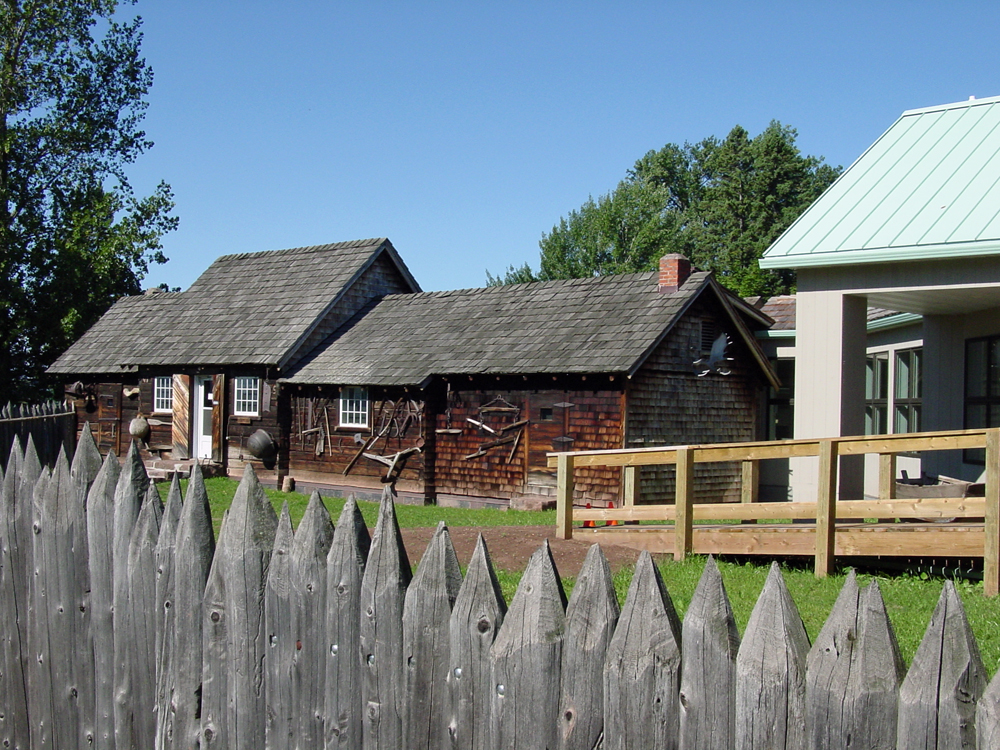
50 240 779 507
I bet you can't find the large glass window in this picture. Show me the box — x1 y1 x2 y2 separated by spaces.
153 376 173 413
865 347 922 436
234 376 260 417
865 352 889 435
893 348 922 433
965 336 1000 463
339 386 369 428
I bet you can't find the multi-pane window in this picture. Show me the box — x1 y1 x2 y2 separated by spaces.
234 376 260 417
965 336 1000 463
865 347 922 436
153 376 173 413
865 352 889 435
893 348 922 433
339 386 369 428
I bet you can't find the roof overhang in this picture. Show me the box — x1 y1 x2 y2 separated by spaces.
760 240 1000 270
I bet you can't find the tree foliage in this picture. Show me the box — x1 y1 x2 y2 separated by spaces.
0 0 177 401
489 122 839 297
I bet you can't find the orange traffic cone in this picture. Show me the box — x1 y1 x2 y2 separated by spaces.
583 502 595 528
606 501 619 526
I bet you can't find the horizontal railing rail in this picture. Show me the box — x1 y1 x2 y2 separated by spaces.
548 428 1000 596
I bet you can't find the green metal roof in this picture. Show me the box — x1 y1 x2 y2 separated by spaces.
761 95 1000 269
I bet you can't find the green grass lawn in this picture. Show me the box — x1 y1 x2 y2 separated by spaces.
159 476 1000 676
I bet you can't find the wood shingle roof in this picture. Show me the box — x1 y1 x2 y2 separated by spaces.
49 238 418 374
283 270 761 386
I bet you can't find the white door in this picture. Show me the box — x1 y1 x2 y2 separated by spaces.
195 376 214 459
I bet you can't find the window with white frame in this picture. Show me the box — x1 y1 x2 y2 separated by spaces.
865 346 922 436
153 376 173 413
339 386 369 428
234 376 260 417
893 348 922 433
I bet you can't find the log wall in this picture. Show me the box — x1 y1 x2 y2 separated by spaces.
4 432 1000 750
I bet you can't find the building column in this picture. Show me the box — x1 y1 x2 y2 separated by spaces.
921 314 966 478
791 291 867 500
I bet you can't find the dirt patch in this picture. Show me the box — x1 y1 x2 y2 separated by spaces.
397 525 645 576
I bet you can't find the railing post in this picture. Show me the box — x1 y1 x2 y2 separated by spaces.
623 465 640 507
815 439 838 577
741 459 759 525
878 453 896 500
740 459 759 504
556 453 575 540
675 448 694 562
985 429 999 596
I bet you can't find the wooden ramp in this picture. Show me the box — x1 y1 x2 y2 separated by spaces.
548 428 1000 595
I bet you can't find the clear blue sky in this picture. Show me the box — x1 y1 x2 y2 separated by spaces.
126 1 1000 293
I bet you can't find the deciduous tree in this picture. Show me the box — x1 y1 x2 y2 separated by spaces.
0 0 176 401
490 122 838 297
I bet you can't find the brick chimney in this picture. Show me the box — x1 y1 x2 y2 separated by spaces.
658 254 691 293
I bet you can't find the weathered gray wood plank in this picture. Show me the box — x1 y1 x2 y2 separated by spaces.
167 461 215 750
805 570 860 749
604 549 682 750
897 580 987 749
850 581 904 749
154 473 182 750
127 483 164 749
324 495 370 750
360 485 412 750
200 542 228 750
28 450 74 749
213 463 278 748
978 667 1000 749
290 491 334 750
403 521 462 750
806 572 903 749
265 502 295 750
680 555 739 750
558 543 619 750
0 436 30 750
113 441 149 749
491 540 567 750
87 447 122 750
13 437 41 746
447 533 506 750
735 562 809 750
69 424 102 749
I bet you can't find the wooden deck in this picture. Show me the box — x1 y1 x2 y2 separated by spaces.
548 428 1000 595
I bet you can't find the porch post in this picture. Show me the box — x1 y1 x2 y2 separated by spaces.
791 290 866 501
556 454 574 540
986 428 999 597
675 448 694 561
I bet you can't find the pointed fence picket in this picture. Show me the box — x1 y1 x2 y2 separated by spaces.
4 429 1000 750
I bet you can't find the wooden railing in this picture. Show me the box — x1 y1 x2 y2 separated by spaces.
549 428 1000 596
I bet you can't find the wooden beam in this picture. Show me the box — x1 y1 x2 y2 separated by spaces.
556 453 574 540
986 428 999 597
623 465 640 507
675 447 693 562
741 459 759 504
815 439 838 578
546 428 991 468
571 496 988 524
878 452 897 501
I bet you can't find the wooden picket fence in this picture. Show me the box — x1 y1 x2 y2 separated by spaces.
3 424 1000 749
0 400 73 472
